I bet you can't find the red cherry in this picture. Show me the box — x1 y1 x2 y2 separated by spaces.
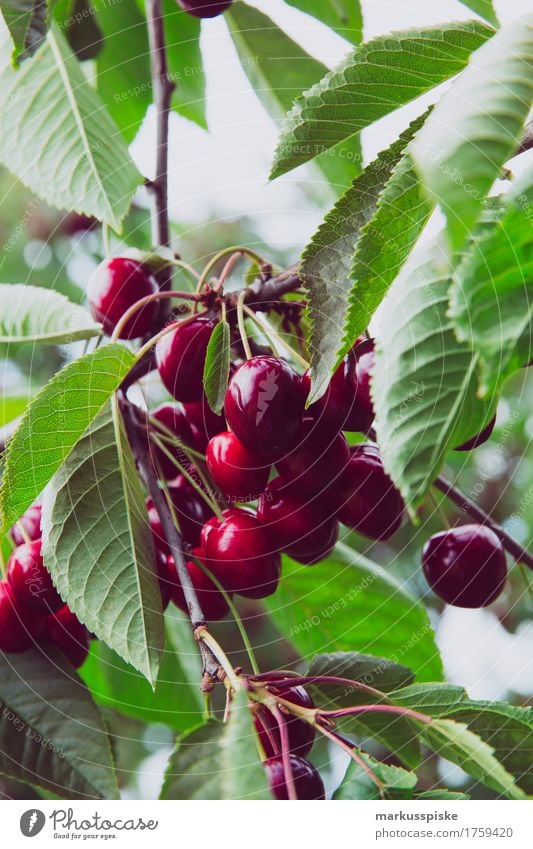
168 550 230 620
147 483 214 551
7 540 63 614
224 357 306 458
9 503 42 546
336 444 404 540
206 431 271 501
257 478 338 565
45 605 90 668
0 581 33 652
276 418 350 494
149 403 195 479
264 755 325 800
454 415 496 452
87 258 158 339
422 524 507 608
254 678 315 757
156 316 215 403
177 0 233 17
202 508 281 599
184 397 226 443
343 338 375 432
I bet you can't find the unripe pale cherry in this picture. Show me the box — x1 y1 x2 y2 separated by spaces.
156 316 215 403
87 258 158 339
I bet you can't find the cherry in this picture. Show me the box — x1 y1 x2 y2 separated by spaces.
454 415 496 452
422 524 507 608
156 316 215 403
0 581 33 652
254 678 315 757
184 397 226 447
224 356 306 459
264 755 325 800
156 551 175 610
147 482 213 551
276 418 349 494
202 508 281 599
45 605 90 668
168 550 230 620
7 540 63 614
257 478 338 565
206 431 271 500
344 337 375 433
336 444 404 540
9 503 42 546
177 0 233 17
87 258 158 339
149 403 195 479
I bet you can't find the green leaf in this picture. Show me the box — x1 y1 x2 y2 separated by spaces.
334 751 417 799
161 688 271 799
41 399 164 685
449 167 533 395
417 789 470 799
0 646 118 799
163 0 206 129
411 15 533 250
0 284 100 344
1 0 50 64
457 0 498 26
95 0 150 143
270 20 492 179
266 547 443 682
0 343 135 534
0 21 142 230
302 114 430 402
308 651 415 693
285 0 362 43
203 318 231 415
372 244 495 516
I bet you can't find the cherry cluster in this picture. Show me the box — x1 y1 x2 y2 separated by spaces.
0 504 91 666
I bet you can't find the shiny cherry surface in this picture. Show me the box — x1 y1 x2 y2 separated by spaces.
206 431 271 500
156 316 215 402
87 258 158 339
337 444 404 540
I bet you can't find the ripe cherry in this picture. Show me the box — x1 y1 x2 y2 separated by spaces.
156 551 174 610
0 580 33 652
177 0 233 17
202 508 281 599
336 444 404 540
9 503 42 546
454 415 496 452
422 524 507 608
264 755 325 800
206 431 271 500
276 418 349 494
87 258 158 339
149 403 195 479
344 337 375 433
156 316 215 403
168 550 230 620
7 540 63 614
147 482 213 551
45 605 90 668
257 478 338 565
184 397 226 447
224 356 306 458
254 678 315 758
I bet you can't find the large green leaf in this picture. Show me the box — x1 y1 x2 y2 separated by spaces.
0 284 100 344
458 0 498 26
1 0 50 63
0 20 142 230
41 399 164 685
0 646 118 799
0 343 135 534
334 752 417 800
270 21 492 179
203 318 231 415
372 243 495 515
449 167 533 395
161 689 271 800
411 15 533 251
285 0 362 43
266 547 443 682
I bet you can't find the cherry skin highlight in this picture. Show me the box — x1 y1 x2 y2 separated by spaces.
206 431 271 500
454 415 496 452
264 755 326 800
156 316 215 403
336 444 404 540
0 580 33 652
177 0 233 18
422 524 507 608
9 503 42 546
7 540 63 614
87 258 158 339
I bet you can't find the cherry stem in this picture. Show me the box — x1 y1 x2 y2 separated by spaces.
243 304 309 368
237 290 253 360
135 312 201 362
196 246 266 295
318 704 432 724
212 251 244 296
269 702 297 801
252 674 385 701
316 723 385 796
151 433 223 518
196 626 242 691
110 290 201 344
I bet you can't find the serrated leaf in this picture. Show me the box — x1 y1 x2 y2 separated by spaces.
161 688 271 799
0 646 118 799
302 115 428 402
308 652 415 693
0 343 135 534
1 0 49 64
285 0 362 43
0 21 142 230
41 399 164 685
203 318 230 415
411 15 533 251
334 751 417 799
458 0 498 26
449 167 533 395
372 243 495 515
270 20 492 179
0 284 101 344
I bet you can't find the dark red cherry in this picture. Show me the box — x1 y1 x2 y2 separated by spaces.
156 316 215 403
202 508 281 599
87 258 158 339
168 550 230 620
7 540 63 614
177 0 233 17
45 605 90 668
206 431 271 501
0 580 33 652
254 678 315 757
422 524 507 608
337 444 404 540
344 337 375 432
147 483 214 550
276 418 349 494
9 503 42 546
257 478 338 565
184 397 226 445
224 357 306 458
264 755 325 800
454 415 496 451
149 403 195 479
156 551 176 610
